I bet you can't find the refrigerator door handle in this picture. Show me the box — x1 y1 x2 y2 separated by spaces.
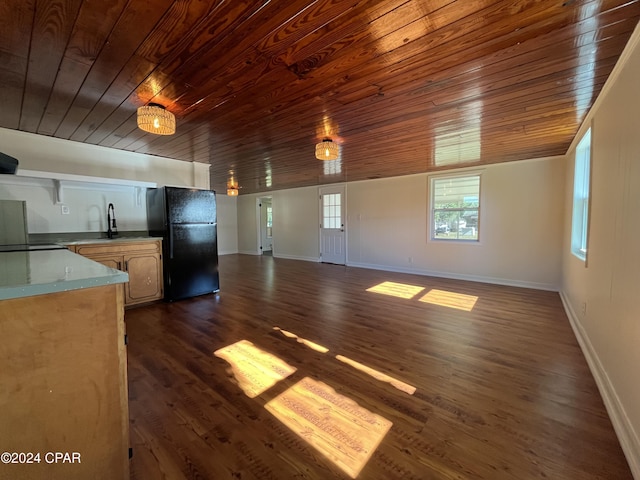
168 223 174 259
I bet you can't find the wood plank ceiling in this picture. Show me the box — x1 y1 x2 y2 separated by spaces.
1 1 639 195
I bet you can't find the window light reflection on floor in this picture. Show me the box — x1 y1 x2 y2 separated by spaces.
335 355 416 395
213 340 296 398
365 281 425 299
419 289 478 311
265 377 393 479
273 326 329 353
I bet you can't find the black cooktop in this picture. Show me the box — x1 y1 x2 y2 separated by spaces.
0 244 68 253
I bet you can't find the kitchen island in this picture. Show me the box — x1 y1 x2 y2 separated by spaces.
0 248 130 479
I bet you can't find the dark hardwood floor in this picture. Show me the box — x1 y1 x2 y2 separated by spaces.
126 254 631 480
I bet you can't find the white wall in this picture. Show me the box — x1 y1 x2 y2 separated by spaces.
347 159 565 289
237 186 320 261
0 173 238 253
216 194 238 255
237 195 259 254
0 128 243 250
236 158 565 289
0 178 147 233
0 127 206 187
272 186 320 260
561 26 640 477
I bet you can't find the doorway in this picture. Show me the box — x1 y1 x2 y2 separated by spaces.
257 197 273 255
319 185 346 265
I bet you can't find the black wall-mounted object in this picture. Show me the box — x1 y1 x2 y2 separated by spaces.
0 152 18 174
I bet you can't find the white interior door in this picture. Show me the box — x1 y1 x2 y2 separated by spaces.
257 197 273 254
319 186 346 265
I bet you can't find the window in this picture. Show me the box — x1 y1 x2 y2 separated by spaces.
322 193 342 229
266 205 273 237
571 128 591 260
431 174 480 241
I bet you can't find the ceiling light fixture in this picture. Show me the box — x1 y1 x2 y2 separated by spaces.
137 103 176 135
315 138 339 160
227 176 240 196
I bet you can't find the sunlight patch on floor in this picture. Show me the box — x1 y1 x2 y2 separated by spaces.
335 355 416 395
265 377 392 478
213 340 296 398
366 281 425 299
419 288 478 311
273 326 329 353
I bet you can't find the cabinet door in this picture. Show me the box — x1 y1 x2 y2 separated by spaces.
75 240 163 307
124 253 162 305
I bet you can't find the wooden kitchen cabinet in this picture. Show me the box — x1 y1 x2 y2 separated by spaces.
0 276 130 479
75 239 163 306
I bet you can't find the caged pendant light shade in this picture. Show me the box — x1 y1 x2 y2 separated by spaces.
137 103 176 135
315 138 339 160
227 176 240 196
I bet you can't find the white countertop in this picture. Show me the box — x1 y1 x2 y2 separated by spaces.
0 249 129 301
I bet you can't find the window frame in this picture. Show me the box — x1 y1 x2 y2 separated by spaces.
322 192 342 230
428 172 482 243
571 128 591 261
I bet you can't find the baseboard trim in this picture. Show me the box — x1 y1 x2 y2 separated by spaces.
273 253 320 262
346 261 559 291
237 250 260 255
559 291 640 479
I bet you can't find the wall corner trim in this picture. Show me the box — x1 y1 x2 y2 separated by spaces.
559 291 640 478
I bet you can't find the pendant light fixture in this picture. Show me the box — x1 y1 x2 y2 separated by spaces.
315 138 339 160
137 103 176 135
227 176 240 196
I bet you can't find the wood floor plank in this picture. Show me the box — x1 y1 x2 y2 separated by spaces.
126 254 632 479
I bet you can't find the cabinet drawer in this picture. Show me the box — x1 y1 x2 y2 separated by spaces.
76 240 161 257
85 254 124 271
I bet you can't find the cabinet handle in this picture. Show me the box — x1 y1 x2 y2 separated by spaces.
118 261 122 270
168 224 174 259
125 260 128 271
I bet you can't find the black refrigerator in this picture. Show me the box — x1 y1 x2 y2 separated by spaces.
147 187 220 301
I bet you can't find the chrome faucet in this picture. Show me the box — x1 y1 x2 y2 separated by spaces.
107 203 118 239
